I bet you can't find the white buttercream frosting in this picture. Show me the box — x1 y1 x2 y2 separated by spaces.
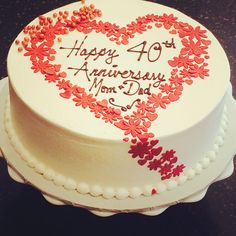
103 187 115 199
166 180 178 190
129 187 142 199
186 168 196 180
35 163 46 174
90 185 103 197
54 174 66 186
195 163 203 174
77 183 90 194
4 0 230 200
156 182 167 193
177 175 188 185
43 169 56 180
64 178 77 190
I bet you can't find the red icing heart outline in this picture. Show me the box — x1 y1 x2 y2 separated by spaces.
19 3 211 182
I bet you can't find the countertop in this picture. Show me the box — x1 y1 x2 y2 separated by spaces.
0 0 236 235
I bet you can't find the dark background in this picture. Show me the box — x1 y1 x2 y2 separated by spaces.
0 0 236 235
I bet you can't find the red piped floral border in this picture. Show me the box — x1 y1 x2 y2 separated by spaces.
16 2 211 191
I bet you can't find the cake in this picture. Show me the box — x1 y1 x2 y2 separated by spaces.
4 0 231 203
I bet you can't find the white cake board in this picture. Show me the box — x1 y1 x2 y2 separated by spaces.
0 77 235 217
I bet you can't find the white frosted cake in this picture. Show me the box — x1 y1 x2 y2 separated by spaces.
5 0 230 201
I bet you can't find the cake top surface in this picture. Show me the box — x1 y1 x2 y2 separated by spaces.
8 0 230 141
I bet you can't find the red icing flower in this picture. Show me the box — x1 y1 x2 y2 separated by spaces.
180 68 193 79
148 93 170 109
174 21 189 31
72 86 85 95
172 164 185 177
73 92 96 108
180 25 207 40
127 21 147 34
135 101 155 113
31 59 53 74
45 73 60 83
169 75 184 86
148 159 161 171
160 149 177 163
24 42 52 61
102 107 122 123
56 80 80 99
90 102 106 118
136 16 149 24
106 23 121 37
128 141 151 158
130 110 146 122
188 64 209 79
76 20 93 34
115 119 146 137
56 79 73 90
161 173 172 180
138 152 154 166
168 55 193 69
159 83 174 94
159 162 174 176
42 21 66 41
181 38 208 56
145 14 159 23
159 13 177 30
91 20 108 34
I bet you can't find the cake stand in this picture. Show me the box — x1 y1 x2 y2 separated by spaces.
0 77 235 217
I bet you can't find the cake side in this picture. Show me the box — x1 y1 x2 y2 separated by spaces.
5 87 229 198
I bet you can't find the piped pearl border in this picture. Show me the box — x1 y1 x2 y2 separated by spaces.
4 100 228 200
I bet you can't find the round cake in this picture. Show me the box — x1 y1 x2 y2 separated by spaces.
5 0 231 201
